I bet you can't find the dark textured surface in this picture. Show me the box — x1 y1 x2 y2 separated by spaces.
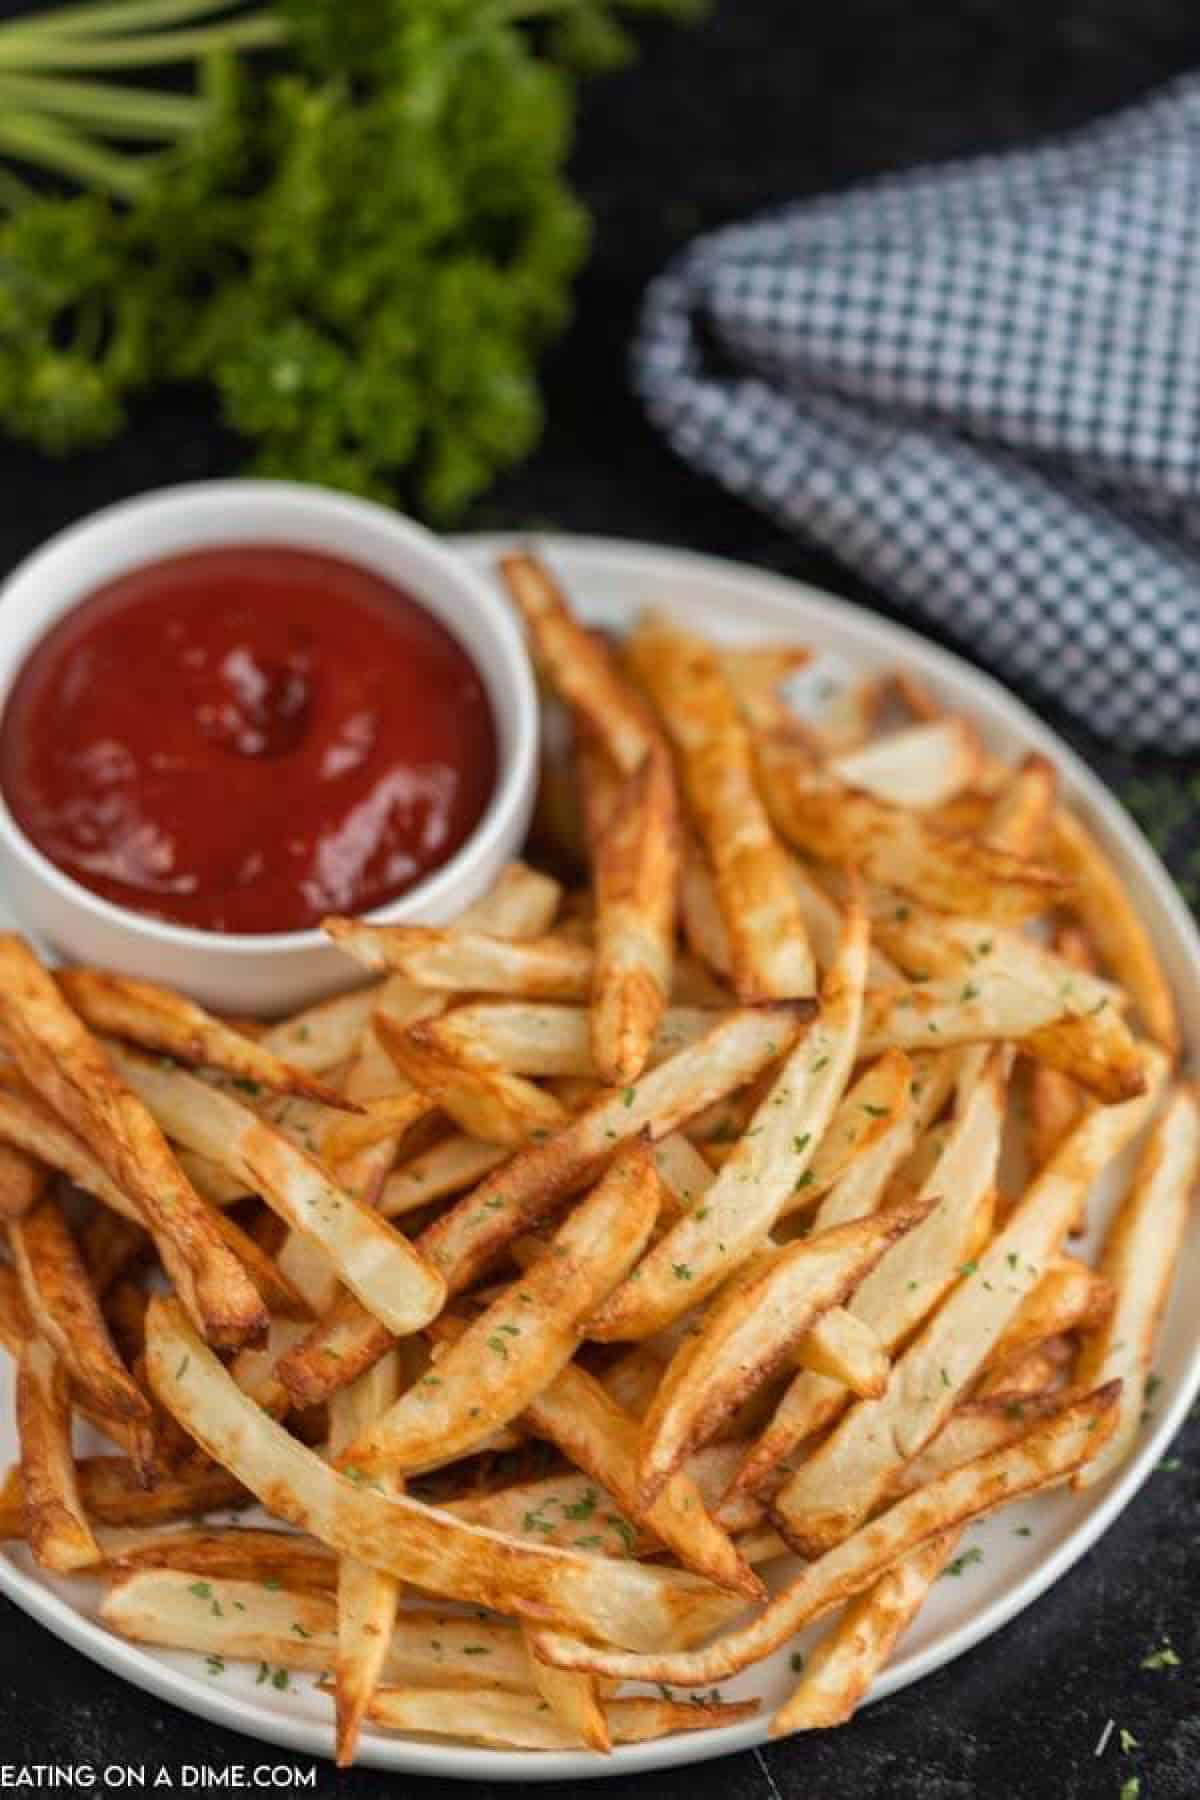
0 4 1198 1795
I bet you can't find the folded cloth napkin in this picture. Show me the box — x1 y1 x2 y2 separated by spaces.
633 76 1200 751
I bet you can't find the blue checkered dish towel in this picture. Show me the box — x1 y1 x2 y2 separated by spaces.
633 76 1200 750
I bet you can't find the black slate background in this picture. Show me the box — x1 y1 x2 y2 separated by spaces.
1 3 1199 1795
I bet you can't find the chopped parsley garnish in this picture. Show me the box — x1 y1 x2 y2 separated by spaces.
942 1547 984 1578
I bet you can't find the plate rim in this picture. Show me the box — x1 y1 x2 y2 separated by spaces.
2 528 1197 1783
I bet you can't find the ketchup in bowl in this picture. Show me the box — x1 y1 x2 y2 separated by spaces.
0 547 498 935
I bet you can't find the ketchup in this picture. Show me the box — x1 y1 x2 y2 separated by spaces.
0 547 498 934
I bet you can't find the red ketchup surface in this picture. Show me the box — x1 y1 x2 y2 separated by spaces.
0 547 498 934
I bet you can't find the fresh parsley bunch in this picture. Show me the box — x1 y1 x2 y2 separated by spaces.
0 0 704 515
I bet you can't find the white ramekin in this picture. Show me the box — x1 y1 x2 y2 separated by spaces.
0 481 538 1015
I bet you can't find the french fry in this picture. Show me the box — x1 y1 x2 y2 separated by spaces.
771 1055 1163 1555
0 939 267 1348
628 614 815 1002
354 1685 758 1751
145 1295 743 1653
829 721 981 811
864 894 1121 1015
757 741 1066 924
590 898 868 1340
779 1048 916 1222
679 832 734 978
378 1135 508 1220
375 1014 566 1148
56 968 353 1110
776 1530 963 1730
1073 1085 1200 1487
857 972 1144 1104
79 1210 151 1297
528 1385 1119 1688
720 644 811 735
1052 807 1178 1056
9 1193 155 1467
329 1351 404 1767
499 553 656 777
515 1355 762 1600
983 753 1057 856
341 1144 660 1476
0 1454 249 1536
636 1197 934 1503
731 1054 1008 1501
0 1143 44 1221
103 1572 536 1689
108 1046 445 1339
887 1395 1064 1496
416 1002 721 1082
448 1472 644 1559
794 1306 890 1397
316 1090 436 1166
980 1255 1114 1384
257 985 382 1073
325 921 594 999
99 1526 338 1591
418 1002 814 1299
522 1622 610 1752
16 1337 101 1571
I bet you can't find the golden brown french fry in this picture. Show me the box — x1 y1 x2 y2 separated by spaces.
582 740 680 1085
793 1305 890 1397
887 1395 1064 1496
329 1350 404 1767
526 1384 1119 1687
0 1454 248 1537
9 1193 154 1466
16 1336 100 1572
0 937 266 1348
720 645 811 735
771 1055 1163 1555
591 898 868 1340
418 1002 814 1300
629 615 815 1002
522 1622 611 1753
108 1046 445 1339
257 985 382 1073
774 1530 962 1731
325 921 594 999
757 741 1066 924
375 1014 566 1148
416 1002 721 1082
448 1472 644 1559
512 1354 762 1600
57 968 353 1110
983 753 1056 855
780 1048 916 1222
1073 1084 1200 1487
857 973 1144 1104
145 1295 743 1653
830 720 981 811
103 1572 536 1689
100 1526 338 1591
980 1255 1113 1384
499 552 656 777
79 1209 150 1297
863 894 1121 1015
316 1090 436 1166
354 1685 758 1751
636 1196 933 1503
0 1142 43 1221
342 1144 660 1476
378 1134 508 1219
1052 807 1178 1056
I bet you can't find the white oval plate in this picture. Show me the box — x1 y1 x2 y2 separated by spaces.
2 533 1197 1782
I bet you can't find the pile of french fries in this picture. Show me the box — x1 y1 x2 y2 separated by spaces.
0 551 1194 1765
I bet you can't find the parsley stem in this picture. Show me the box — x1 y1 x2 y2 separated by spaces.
0 72 209 135
0 0 259 40
0 15 285 71
0 107 151 194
